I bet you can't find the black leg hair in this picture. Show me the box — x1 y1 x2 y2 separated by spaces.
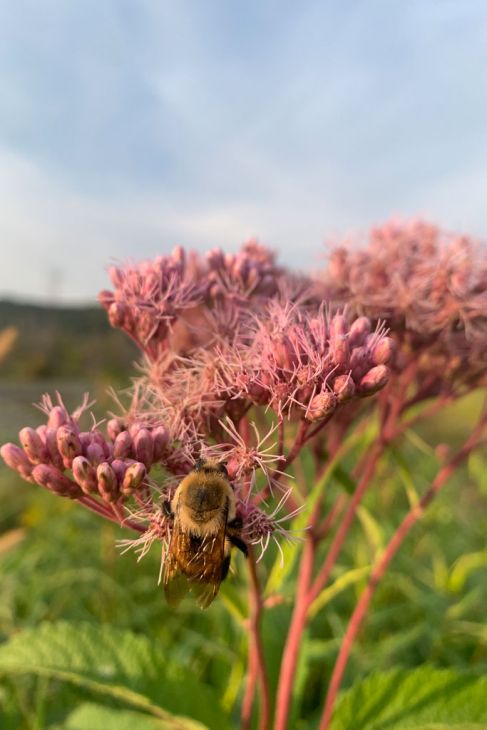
228 534 248 558
221 555 231 581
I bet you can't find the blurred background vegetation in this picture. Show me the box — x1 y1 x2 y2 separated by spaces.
0 301 486 729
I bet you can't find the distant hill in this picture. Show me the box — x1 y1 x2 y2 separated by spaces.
0 300 138 381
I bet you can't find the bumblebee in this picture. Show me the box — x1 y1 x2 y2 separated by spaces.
163 458 248 608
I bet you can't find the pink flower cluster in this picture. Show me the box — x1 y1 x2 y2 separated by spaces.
322 219 487 388
98 241 285 362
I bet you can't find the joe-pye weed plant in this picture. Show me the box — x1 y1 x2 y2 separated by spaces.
2 219 487 729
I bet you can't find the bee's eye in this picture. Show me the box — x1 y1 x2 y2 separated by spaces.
194 458 205 471
218 462 228 477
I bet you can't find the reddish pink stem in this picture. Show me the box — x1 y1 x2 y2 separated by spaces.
243 547 270 730
319 414 487 729
274 534 316 730
283 421 309 468
241 642 258 730
76 495 145 533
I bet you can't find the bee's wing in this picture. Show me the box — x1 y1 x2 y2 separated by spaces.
191 579 220 609
190 530 228 609
163 554 190 608
164 516 190 607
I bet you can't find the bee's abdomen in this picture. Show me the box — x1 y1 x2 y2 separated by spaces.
173 531 223 583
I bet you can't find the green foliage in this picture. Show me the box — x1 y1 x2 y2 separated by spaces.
0 622 228 729
331 666 487 729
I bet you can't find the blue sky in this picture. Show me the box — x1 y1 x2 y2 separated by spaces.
1 1 486 303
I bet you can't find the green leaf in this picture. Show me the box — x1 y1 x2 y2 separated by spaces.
357 506 384 558
447 549 487 594
0 622 228 730
390 446 420 507
331 464 356 495
331 666 487 730
308 566 370 619
63 703 201 730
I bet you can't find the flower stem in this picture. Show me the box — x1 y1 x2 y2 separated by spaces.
244 546 271 730
274 534 316 730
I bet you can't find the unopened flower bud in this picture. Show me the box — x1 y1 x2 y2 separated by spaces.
107 418 125 442
134 428 154 469
137 311 156 343
72 456 98 495
348 317 371 348
273 336 297 371
91 430 111 458
56 426 82 467
32 464 82 498
113 431 133 459
121 462 146 496
358 365 390 396
152 426 169 461
36 425 47 443
371 336 396 366
329 314 350 368
44 427 63 468
97 462 119 502
350 347 370 380
171 245 186 269
108 302 126 328
306 391 337 422
332 374 356 403
97 289 114 308
206 247 225 270
1 443 34 480
19 427 48 464
47 406 69 430
111 459 128 485
86 443 104 466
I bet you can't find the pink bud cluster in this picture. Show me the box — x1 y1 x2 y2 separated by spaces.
322 219 487 387
98 246 202 360
98 241 285 363
0 395 192 507
205 240 281 301
221 303 394 421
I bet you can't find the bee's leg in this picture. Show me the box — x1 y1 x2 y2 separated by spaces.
221 554 231 581
228 534 248 558
162 500 173 518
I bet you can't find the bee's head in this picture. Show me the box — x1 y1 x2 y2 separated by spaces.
193 458 228 479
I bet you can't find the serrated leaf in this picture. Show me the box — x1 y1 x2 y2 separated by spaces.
0 622 227 729
63 702 203 730
331 666 487 730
